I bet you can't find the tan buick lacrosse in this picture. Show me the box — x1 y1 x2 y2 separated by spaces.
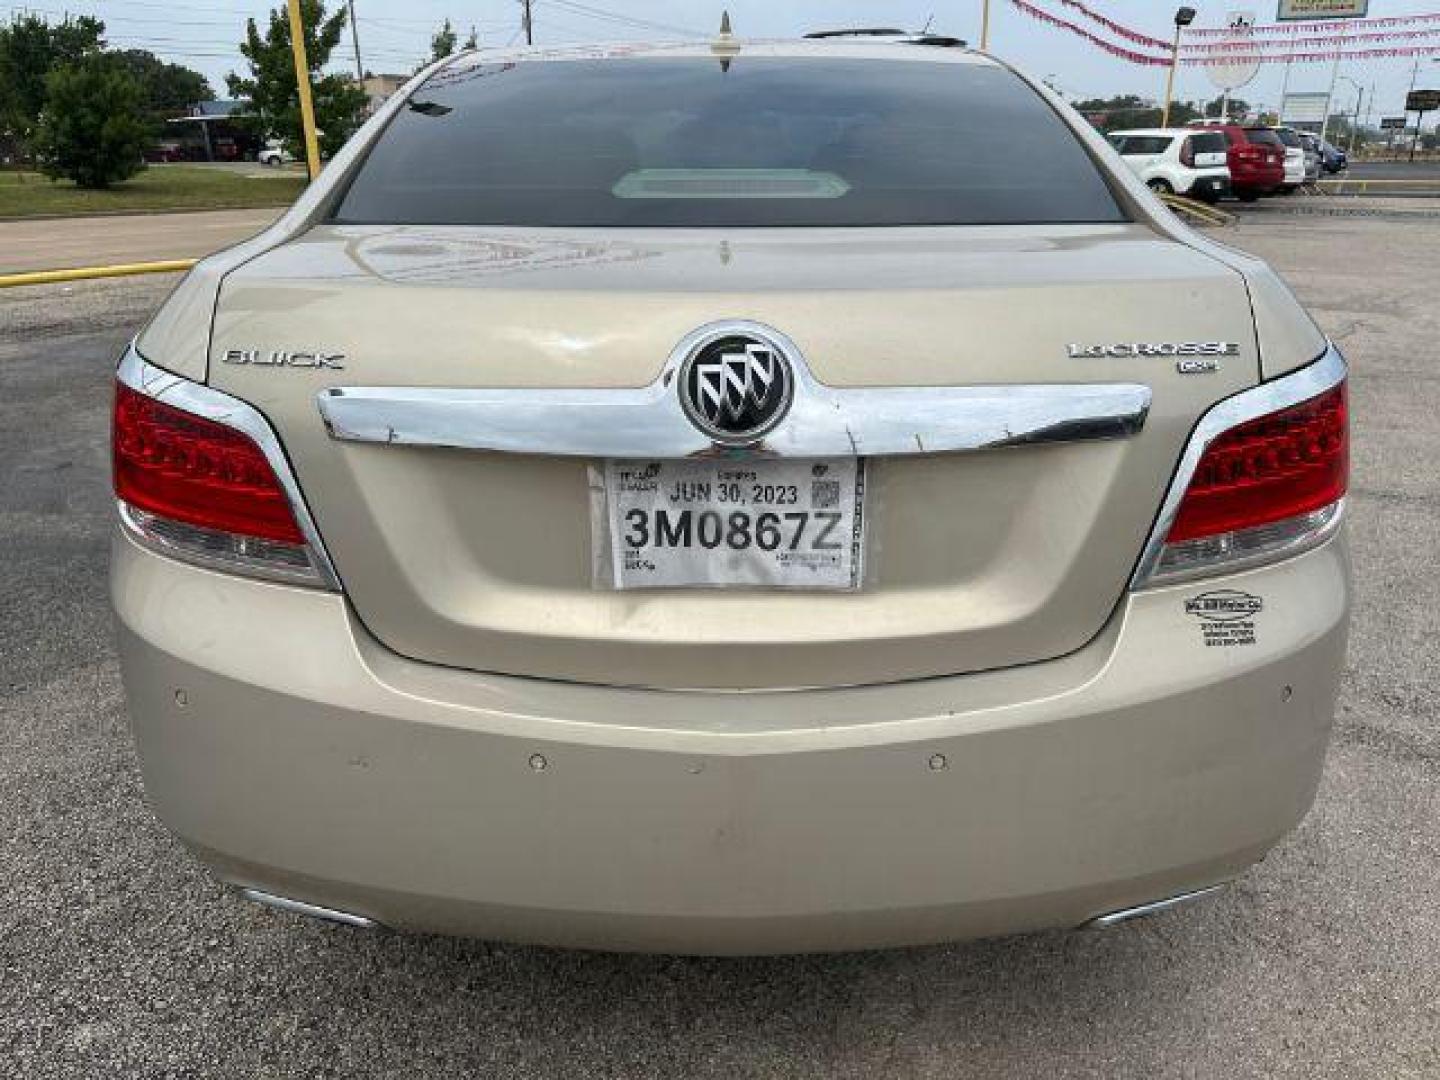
112 38 1350 953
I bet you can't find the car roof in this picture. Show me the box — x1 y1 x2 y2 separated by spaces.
436 38 996 70
1108 128 1196 137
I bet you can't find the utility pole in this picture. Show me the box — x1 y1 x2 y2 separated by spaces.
285 0 322 180
980 0 991 51
1339 78 1363 156
1318 44 1342 145
522 0 533 45
346 0 363 81
1404 58 1437 163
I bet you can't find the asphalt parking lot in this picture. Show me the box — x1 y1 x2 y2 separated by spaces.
2 212 1437 1078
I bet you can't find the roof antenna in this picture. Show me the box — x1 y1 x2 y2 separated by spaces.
712 10 740 72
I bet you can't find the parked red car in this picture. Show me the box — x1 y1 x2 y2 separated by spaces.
1188 121 1285 201
142 142 184 164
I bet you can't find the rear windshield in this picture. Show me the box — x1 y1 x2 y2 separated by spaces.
1188 131 1227 155
1245 128 1284 148
1273 128 1302 148
332 57 1125 227
1112 135 1173 155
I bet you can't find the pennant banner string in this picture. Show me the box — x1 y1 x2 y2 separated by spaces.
1009 0 1440 67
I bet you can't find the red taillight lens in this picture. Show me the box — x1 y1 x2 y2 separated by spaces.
113 381 305 545
1179 138 1195 168
1167 382 1348 544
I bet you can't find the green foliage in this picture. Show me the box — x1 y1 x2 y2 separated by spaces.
464 26 479 50
0 14 106 157
1073 94 1201 132
226 0 366 159
33 54 149 188
106 49 212 125
431 19 458 61
1203 96 1252 121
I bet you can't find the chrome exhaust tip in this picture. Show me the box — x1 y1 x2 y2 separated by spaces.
239 887 382 930
1082 883 1226 930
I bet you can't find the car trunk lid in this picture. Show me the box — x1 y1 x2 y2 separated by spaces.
208 222 1258 690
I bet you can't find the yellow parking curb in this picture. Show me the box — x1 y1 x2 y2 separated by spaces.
1315 178 1440 195
1158 192 1236 227
0 259 197 288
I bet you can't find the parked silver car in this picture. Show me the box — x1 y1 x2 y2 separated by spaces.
113 39 1350 954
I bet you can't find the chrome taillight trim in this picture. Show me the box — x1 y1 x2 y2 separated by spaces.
316 321 1152 460
1130 343 1347 589
115 343 342 591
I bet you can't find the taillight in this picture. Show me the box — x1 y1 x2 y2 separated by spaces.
113 347 336 587
1134 350 1348 586
1179 138 1194 168
115 383 304 544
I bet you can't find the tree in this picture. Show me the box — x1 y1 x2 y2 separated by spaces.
431 19 458 61
107 49 212 125
0 14 105 159
1203 95 1251 121
226 0 366 159
34 54 148 188
1073 94 1200 133
464 26 479 50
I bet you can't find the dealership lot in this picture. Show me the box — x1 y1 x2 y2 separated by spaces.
1 213 1436 1077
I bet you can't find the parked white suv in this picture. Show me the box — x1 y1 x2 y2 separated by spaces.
1108 128 1231 203
1272 127 1309 192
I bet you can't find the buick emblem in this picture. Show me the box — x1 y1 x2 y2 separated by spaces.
678 332 794 445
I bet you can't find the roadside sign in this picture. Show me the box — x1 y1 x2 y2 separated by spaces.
1406 90 1440 114
1282 92 1330 124
1277 0 1368 18
1404 90 1438 163
1379 117 1406 130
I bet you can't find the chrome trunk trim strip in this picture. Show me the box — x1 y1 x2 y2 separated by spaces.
117 343 342 591
315 321 1152 459
1130 343 1347 589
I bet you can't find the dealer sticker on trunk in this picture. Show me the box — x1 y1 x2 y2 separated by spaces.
602 459 866 590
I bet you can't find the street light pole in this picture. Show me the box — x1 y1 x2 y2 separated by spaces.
1161 7 1196 129
980 0 991 51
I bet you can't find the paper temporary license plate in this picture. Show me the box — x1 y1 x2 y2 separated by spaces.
603 459 866 590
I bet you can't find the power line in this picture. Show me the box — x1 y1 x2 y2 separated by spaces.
539 0 706 39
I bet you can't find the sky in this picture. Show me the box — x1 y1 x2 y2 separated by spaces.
6 0 1437 123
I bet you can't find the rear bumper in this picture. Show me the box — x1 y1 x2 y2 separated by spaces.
1231 166 1284 193
1185 175 1232 201
114 528 1349 954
